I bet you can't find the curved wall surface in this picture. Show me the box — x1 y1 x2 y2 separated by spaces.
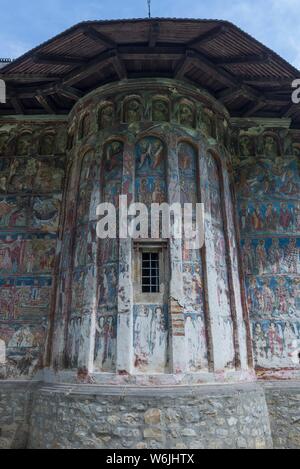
49 79 253 385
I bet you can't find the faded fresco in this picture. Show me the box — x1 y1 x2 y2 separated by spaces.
0 123 67 378
5 83 293 381
133 137 169 373
178 142 208 371
50 84 255 380
236 132 300 369
66 150 100 370
133 305 168 373
135 137 167 208
205 152 235 369
94 142 123 372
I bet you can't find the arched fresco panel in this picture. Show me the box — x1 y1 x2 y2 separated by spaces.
93 141 123 372
133 136 169 374
66 150 100 369
178 142 208 371
205 152 235 369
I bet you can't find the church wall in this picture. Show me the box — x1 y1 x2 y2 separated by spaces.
234 127 300 375
133 137 169 374
0 80 299 449
179 142 208 372
0 119 67 379
94 140 123 372
47 80 251 381
203 152 236 370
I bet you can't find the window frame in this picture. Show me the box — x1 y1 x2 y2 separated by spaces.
141 251 160 294
133 240 168 303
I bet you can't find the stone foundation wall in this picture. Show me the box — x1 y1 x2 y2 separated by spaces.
1 380 300 449
264 382 300 449
0 381 37 449
27 383 272 449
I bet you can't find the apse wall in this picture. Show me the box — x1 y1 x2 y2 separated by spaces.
0 80 299 449
49 79 252 384
0 120 67 379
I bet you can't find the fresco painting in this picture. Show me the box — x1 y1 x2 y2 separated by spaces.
185 313 208 372
0 322 47 378
98 102 115 130
0 124 66 378
32 195 61 231
242 238 300 276
152 98 170 122
0 197 28 227
124 97 143 124
237 132 300 369
98 264 119 309
239 201 300 234
135 137 167 207
0 87 298 382
71 271 85 314
93 142 124 372
39 133 55 156
178 142 208 371
74 225 96 269
131 137 170 373
66 316 83 369
133 305 168 373
77 184 100 225
0 233 56 274
80 151 99 184
0 156 64 194
246 276 300 319
252 320 300 368
206 154 231 315
236 154 299 201
94 314 117 372
0 276 51 322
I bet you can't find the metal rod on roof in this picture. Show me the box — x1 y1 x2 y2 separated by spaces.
147 0 151 18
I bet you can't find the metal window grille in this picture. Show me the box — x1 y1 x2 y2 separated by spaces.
142 252 160 293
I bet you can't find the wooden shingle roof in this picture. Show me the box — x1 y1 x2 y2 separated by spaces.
1 18 299 126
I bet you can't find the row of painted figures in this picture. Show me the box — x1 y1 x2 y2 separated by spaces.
0 323 46 378
253 321 300 366
0 196 61 230
247 276 299 318
235 134 300 158
242 238 299 275
239 202 300 234
0 234 56 274
69 97 218 144
0 277 51 321
0 156 65 193
2 320 299 375
67 306 208 374
0 128 66 157
235 154 299 200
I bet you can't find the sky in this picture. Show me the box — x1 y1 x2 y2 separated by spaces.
0 0 299 70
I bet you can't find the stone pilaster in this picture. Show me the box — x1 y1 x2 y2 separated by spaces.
116 141 135 374
167 135 186 374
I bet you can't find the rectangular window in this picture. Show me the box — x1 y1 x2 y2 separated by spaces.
142 252 160 293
